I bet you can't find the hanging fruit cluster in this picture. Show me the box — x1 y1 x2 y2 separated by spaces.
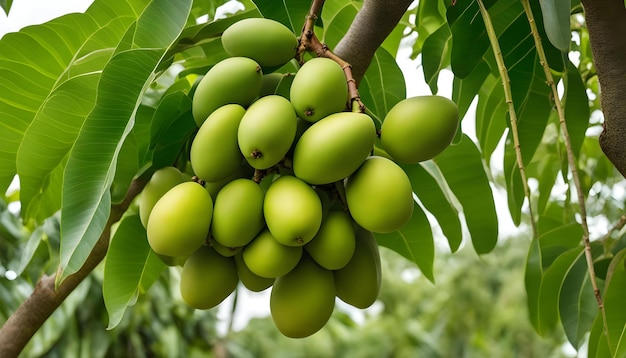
139 16 459 338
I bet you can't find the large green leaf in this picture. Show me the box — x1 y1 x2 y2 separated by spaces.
525 238 543 331
103 214 166 330
321 2 358 49
563 61 590 158
603 248 626 355
58 0 192 285
538 0 571 51
421 24 451 94
475 73 507 165
412 0 447 57
0 0 150 197
559 261 598 348
536 246 584 335
254 0 311 34
452 60 491 121
433 134 498 254
376 201 435 283
358 47 406 124
402 163 463 253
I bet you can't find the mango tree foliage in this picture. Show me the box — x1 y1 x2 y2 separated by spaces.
0 0 625 356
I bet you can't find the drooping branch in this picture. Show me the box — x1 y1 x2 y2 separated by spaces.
581 0 626 178
0 178 147 358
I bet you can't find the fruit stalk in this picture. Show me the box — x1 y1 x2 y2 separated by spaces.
298 0 365 113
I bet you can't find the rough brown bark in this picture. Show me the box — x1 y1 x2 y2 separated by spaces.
333 0 413 84
0 179 146 358
581 0 626 178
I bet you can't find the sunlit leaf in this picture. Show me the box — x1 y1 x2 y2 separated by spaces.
475 73 507 165
376 201 435 282
433 134 498 254
103 214 166 329
58 0 192 285
421 24 451 94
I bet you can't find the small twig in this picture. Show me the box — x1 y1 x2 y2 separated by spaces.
476 0 538 239
519 0 608 344
298 0 365 113
604 214 626 254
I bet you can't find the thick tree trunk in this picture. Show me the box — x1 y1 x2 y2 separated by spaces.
581 0 626 178
0 179 146 358
333 0 413 84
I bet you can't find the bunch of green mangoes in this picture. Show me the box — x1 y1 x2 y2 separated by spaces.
138 17 459 338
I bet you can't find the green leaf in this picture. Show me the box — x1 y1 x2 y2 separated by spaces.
254 0 311 34
359 47 406 124
421 24 452 94
537 246 584 335
103 214 166 329
588 312 611 358
563 61 590 157
475 73 508 165
412 0 447 56
560 266 598 348
447 0 491 78
376 202 435 283
0 0 12 16
433 134 498 254
322 2 358 49
525 238 543 331
538 0 571 51
402 163 463 253
58 0 192 285
452 60 491 121
603 248 626 355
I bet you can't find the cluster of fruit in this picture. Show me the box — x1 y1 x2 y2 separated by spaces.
138 17 459 338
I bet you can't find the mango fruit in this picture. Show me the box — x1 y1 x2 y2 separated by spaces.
292 112 376 184
139 166 186 228
334 226 381 308
222 18 298 68
190 104 246 182
147 182 213 257
204 161 254 202
235 251 274 292
345 156 413 233
180 245 238 309
263 175 322 246
192 57 262 126
380 95 459 163
243 229 303 278
238 95 297 169
270 255 335 338
210 178 265 248
305 210 356 270
290 58 347 122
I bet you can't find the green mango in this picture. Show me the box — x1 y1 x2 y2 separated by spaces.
192 57 263 126
243 229 302 278
222 18 298 68
238 95 297 169
263 175 322 246
234 251 274 292
147 182 213 257
180 245 238 310
305 210 356 270
139 166 187 228
204 160 254 202
345 156 413 233
190 104 246 182
380 95 459 163
292 112 376 184
290 57 347 123
334 226 381 309
270 255 335 338
210 178 265 248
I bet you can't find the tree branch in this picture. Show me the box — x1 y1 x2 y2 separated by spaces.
581 0 626 178
0 178 147 358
